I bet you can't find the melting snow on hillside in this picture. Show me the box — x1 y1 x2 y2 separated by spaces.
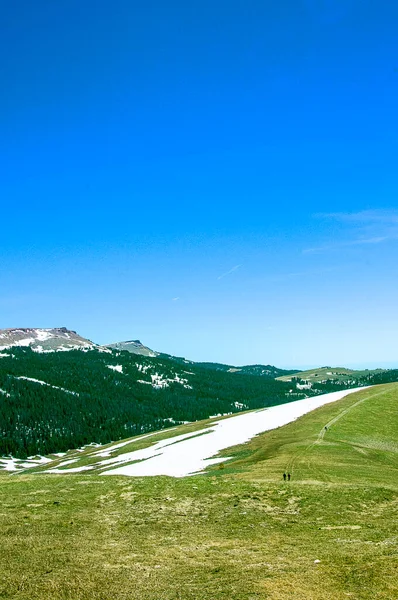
0 456 53 472
2 387 368 477
137 372 193 389
98 388 366 477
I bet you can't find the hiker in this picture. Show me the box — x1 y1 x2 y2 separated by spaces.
283 472 286 481
287 473 291 481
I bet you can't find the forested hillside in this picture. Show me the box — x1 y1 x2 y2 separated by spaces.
0 348 296 458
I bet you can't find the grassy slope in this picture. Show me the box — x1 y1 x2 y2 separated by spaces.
276 366 384 382
0 384 397 599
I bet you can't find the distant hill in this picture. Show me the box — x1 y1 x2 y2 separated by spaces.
0 327 96 352
157 354 299 379
174 360 299 379
276 365 386 383
106 344 299 379
200 363 300 379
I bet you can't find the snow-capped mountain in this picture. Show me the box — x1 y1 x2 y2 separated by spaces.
0 328 96 352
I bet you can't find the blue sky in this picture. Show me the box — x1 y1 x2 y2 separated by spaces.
1 0 397 368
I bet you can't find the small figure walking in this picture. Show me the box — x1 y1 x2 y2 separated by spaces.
287 473 291 481
283 472 286 481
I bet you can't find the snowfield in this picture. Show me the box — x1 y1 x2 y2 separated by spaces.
99 387 366 477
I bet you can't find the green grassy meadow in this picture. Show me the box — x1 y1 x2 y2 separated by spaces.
0 384 397 599
276 366 384 383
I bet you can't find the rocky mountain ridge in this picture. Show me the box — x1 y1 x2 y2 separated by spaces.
106 339 157 357
0 328 96 352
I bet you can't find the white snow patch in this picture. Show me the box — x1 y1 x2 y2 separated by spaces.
0 459 19 471
18 337 36 346
0 455 52 472
15 376 78 396
151 373 169 389
137 372 192 389
101 388 367 478
16 376 46 385
99 429 210 473
233 401 247 409
91 430 173 458
107 364 123 373
55 458 78 468
26 456 53 464
35 330 52 342
209 413 232 418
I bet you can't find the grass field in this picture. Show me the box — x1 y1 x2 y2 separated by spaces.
0 384 397 599
276 366 384 383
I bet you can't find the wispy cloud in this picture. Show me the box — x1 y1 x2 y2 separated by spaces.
266 264 350 282
316 209 398 224
303 236 388 254
172 297 180 302
304 209 398 254
217 264 242 280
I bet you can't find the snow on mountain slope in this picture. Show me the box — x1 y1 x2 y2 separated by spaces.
137 372 193 389
0 328 96 352
107 364 124 373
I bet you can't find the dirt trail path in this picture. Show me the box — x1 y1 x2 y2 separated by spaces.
287 387 383 477
315 391 377 443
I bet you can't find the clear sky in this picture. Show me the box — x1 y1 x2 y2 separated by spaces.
1 0 397 368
